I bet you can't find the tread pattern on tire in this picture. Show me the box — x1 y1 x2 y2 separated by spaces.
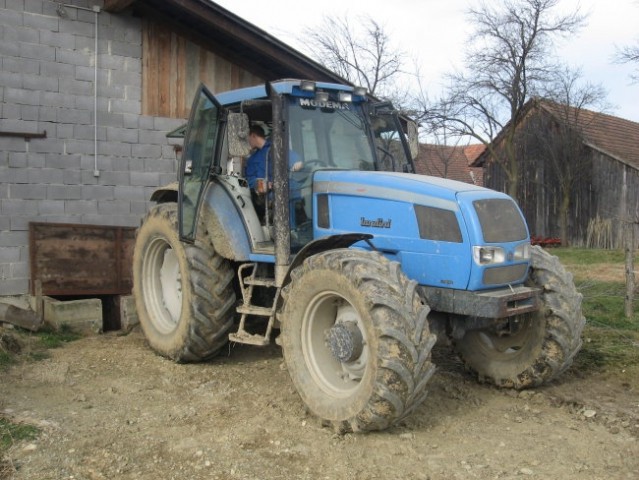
281 249 436 432
134 203 235 362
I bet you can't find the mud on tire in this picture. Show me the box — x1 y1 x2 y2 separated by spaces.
132 203 235 362
454 245 586 389
280 249 436 432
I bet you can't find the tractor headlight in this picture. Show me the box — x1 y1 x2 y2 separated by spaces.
338 91 352 102
473 246 506 265
514 242 531 260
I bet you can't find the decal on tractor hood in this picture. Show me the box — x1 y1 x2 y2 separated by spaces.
361 217 392 229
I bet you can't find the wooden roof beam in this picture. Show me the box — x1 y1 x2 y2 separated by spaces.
103 0 136 12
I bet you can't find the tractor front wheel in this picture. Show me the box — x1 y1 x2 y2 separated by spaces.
454 245 585 388
280 249 436 432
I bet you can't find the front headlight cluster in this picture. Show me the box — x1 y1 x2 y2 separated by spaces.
473 242 531 265
513 242 531 260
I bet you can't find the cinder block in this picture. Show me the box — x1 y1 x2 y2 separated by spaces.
64 199 98 215
20 42 55 62
130 171 160 187
43 296 102 334
0 278 29 296
119 295 139 331
132 144 161 158
23 73 59 92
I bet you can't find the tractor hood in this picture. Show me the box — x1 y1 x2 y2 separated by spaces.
312 170 487 209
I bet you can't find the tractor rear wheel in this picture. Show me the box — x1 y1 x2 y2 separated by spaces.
132 202 235 362
454 245 585 388
280 249 436 432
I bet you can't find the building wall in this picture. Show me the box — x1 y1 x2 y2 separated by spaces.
483 116 639 249
0 0 261 296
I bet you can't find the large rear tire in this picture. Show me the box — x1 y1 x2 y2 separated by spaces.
454 245 585 388
132 203 235 362
280 249 436 432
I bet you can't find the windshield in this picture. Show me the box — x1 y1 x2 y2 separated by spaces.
287 97 411 172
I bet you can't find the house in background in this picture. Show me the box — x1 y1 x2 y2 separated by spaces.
414 143 484 186
0 0 347 299
472 98 639 248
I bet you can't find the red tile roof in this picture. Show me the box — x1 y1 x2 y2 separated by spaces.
539 100 639 170
472 98 639 170
414 143 485 185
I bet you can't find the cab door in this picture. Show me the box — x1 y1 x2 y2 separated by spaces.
179 84 222 242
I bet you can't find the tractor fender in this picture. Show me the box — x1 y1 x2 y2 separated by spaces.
276 233 374 312
150 182 179 203
148 181 252 261
200 182 252 261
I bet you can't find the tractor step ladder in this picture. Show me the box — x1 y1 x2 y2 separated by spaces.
228 263 279 346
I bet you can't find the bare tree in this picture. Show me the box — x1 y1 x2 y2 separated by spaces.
422 0 585 197
302 15 406 99
615 42 639 82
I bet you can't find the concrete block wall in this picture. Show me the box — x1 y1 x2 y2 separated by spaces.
0 0 185 295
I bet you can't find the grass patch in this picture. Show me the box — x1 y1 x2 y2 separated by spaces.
0 323 81 371
0 416 40 454
0 351 15 370
549 247 639 372
552 247 627 266
35 324 81 349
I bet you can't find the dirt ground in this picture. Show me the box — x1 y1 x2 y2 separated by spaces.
0 328 637 480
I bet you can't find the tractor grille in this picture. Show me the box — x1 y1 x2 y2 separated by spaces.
483 264 528 285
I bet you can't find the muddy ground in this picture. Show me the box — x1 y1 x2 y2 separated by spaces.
0 327 637 480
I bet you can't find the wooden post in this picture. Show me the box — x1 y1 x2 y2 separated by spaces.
625 222 636 319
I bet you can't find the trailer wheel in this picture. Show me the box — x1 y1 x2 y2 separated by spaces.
280 249 436 432
132 203 235 362
454 245 585 388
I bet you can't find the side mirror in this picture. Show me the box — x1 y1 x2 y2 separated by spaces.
407 120 419 160
227 112 251 157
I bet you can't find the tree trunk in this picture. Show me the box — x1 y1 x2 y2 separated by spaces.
625 224 635 319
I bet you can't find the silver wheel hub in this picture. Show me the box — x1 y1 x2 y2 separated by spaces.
302 293 368 396
325 321 364 363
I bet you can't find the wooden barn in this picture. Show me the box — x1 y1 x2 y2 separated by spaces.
473 99 639 248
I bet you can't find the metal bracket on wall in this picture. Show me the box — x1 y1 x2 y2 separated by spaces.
0 130 47 139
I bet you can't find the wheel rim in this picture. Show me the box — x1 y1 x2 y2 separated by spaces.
301 291 369 397
141 236 182 334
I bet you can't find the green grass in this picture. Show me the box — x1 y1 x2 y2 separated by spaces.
0 324 81 371
550 247 639 372
0 351 15 370
0 417 40 455
552 247 628 265
35 324 81 349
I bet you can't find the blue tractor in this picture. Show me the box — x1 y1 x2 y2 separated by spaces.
132 80 585 432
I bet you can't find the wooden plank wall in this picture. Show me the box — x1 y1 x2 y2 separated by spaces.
29 223 136 296
142 18 263 118
484 130 639 248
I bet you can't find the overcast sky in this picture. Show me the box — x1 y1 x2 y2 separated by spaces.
214 0 639 123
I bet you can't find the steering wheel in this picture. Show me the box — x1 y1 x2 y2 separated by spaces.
291 159 325 185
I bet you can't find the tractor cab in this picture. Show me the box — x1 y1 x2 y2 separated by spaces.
177 80 418 262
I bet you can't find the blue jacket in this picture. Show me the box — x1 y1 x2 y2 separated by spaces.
245 139 301 198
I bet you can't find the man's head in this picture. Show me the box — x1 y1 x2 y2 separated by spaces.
248 124 266 149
